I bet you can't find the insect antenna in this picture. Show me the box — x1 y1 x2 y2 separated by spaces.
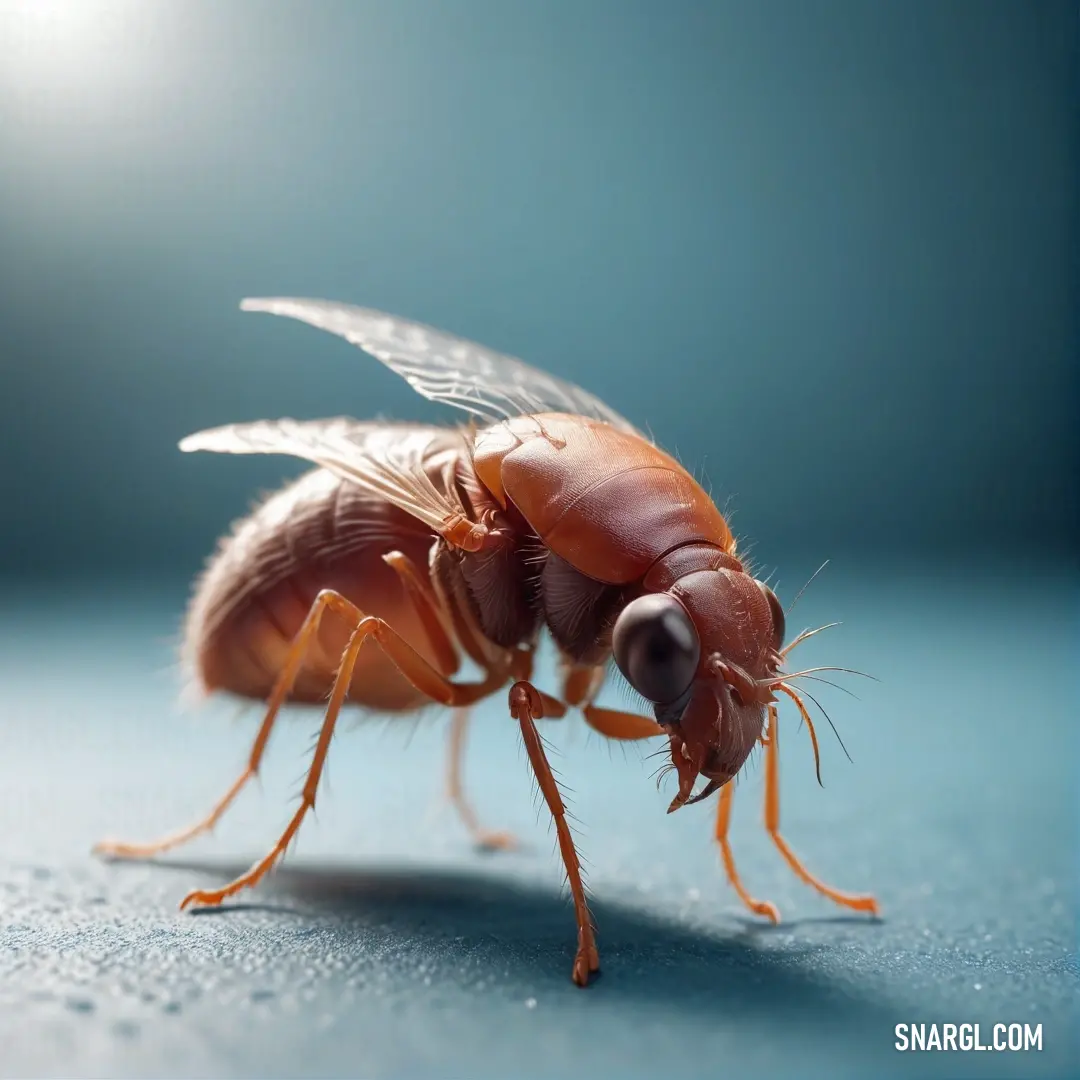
796 683 853 765
786 672 861 701
776 682 823 788
780 664 879 683
781 622 841 658
786 559 829 616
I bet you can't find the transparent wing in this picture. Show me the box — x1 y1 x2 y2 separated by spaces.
240 296 645 437
180 418 476 543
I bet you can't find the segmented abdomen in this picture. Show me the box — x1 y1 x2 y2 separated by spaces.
183 465 442 711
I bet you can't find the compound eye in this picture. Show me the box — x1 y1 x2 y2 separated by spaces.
755 580 786 650
612 593 700 704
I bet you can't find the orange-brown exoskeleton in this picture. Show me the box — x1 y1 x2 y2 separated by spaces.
94 297 878 986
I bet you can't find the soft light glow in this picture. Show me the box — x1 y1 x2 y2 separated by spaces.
0 0 154 102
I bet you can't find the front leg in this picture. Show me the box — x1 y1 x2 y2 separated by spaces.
508 681 600 987
762 705 879 915
560 659 665 741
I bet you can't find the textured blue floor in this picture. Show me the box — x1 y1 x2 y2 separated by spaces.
0 565 1076 1078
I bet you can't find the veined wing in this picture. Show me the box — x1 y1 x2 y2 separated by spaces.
239 296 645 438
179 419 488 551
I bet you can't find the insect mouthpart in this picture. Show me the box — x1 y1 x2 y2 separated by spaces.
664 736 724 814
657 674 755 814
660 702 727 814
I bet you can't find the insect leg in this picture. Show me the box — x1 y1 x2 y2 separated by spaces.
445 708 518 851
382 550 459 677
383 549 518 850
763 706 880 915
94 589 363 861
508 680 599 988
582 706 663 740
180 611 504 910
558 660 606 708
714 778 781 923
559 660 663 740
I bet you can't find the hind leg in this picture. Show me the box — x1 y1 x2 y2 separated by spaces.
95 548 468 862
94 588 360 860
179 602 503 908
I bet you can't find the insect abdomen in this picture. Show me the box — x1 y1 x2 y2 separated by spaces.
182 467 441 711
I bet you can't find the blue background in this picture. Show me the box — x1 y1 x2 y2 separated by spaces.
0 2 1076 1077
0 0 1075 575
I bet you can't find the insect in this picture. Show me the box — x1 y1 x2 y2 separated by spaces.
94 297 879 986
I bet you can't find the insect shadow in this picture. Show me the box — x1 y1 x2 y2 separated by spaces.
133 856 896 1029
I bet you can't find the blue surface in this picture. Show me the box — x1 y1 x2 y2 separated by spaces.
0 564 1076 1078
